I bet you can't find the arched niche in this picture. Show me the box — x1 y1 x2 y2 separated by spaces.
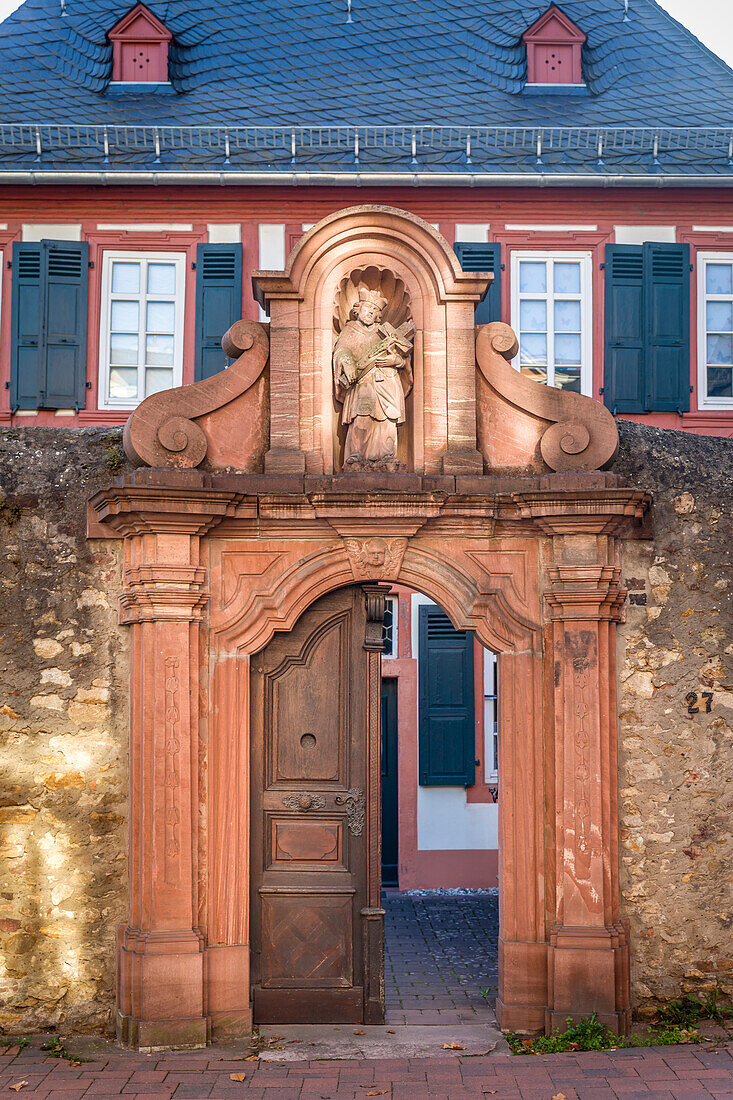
254 205 490 476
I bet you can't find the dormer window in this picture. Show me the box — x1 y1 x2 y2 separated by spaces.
108 3 171 84
523 5 586 86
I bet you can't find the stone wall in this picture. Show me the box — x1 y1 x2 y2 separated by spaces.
615 422 733 1017
0 422 730 1034
0 429 129 1033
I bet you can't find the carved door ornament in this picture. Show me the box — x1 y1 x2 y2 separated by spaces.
335 787 366 836
332 269 414 471
282 792 326 812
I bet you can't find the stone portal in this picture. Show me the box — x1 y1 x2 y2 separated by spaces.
94 205 645 1048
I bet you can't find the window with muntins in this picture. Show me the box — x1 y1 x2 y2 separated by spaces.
382 596 398 659
698 253 733 408
99 251 185 409
510 251 592 395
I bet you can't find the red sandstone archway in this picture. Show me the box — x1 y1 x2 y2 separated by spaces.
90 477 644 1048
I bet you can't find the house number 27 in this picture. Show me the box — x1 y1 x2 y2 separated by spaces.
685 691 713 714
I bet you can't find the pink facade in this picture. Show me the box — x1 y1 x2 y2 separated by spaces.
2 186 732 438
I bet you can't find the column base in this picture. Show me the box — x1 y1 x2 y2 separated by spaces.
117 1011 209 1052
206 944 252 1040
264 447 307 474
117 928 208 1050
547 924 631 1036
496 939 548 1034
441 448 484 475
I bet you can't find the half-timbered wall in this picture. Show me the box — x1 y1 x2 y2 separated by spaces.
1 185 733 436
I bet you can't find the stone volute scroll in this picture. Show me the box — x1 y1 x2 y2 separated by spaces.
475 322 619 473
123 319 269 468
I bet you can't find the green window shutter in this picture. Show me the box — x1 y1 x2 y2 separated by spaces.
453 242 501 324
603 244 645 414
643 242 690 413
418 605 475 787
10 242 43 410
195 243 243 381
41 240 88 410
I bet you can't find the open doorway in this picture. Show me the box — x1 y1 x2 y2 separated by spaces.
381 587 500 1024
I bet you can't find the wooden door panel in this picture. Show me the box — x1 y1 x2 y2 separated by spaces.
251 585 384 1024
269 614 348 785
269 818 344 868
260 892 354 987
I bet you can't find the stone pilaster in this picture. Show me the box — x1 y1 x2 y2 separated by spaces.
116 523 211 1050
544 555 631 1034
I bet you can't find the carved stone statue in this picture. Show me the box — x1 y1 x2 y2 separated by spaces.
333 287 414 468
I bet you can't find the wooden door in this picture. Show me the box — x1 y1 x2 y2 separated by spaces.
380 679 399 887
250 585 385 1024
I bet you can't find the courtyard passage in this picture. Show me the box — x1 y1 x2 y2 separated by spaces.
384 888 499 1025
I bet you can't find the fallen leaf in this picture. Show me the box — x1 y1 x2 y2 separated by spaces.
386 1029 395 1034
443 1042 464 1050
483 1092 497 1096
70 1061 81 1067
353 1029 365 1035
245 1055 258 1061
367 1092 388 1096
552 1093 566 1100
9 1084 28 1092
229 1072 247 1081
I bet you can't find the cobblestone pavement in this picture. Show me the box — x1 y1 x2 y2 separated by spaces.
384 889 499 1025
1 1039 732 1098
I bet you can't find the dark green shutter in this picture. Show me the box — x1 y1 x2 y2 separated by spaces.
42 241 88 409
10 243 43 410
418 605 475 787
644 243 690 413
10 240 88 411
603 242 690 414
603 245 645 414
453 242 501 324
194 243 243 381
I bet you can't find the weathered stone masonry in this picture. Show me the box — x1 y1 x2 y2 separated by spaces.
0 429 129 1033
0 420 730 1033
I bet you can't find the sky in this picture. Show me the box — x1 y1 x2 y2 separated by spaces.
0 0 730 69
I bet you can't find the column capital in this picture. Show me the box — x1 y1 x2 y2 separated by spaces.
545 564 626 622
120 563 209 624
512 488 649 537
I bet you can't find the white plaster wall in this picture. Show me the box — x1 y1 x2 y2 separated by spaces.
410 593 499 852
613 225 676 244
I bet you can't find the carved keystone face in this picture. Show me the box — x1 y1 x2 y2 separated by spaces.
364 538 387 567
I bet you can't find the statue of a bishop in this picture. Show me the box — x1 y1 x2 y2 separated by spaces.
333 287 414 466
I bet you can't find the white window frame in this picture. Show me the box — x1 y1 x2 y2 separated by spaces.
382 595 398 659
510 249 593 396
697 251 733 410
98 250 186 410
483 649 498 783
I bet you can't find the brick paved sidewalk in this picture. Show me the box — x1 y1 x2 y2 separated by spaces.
1 1040 732 1099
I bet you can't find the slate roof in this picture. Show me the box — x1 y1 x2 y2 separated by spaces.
0 0 732 181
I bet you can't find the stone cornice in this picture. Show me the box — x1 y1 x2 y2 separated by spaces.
89 476 651 541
